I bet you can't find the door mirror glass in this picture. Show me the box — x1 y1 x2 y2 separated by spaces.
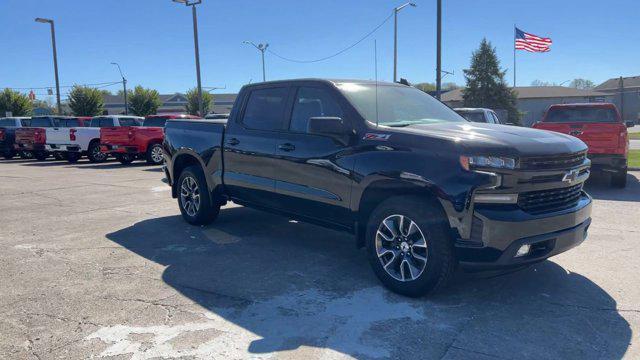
625 121 635 128
307 117 350 139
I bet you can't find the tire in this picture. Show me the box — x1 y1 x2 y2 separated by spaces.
87 141 107 163
3 150 16 160
20 151 34 159
611 168 627 188
67 152 81 163
117 153 134 165
366 195 456 297
177 165 220 225
53 152 65 161
34 151 48 161
146 143 164 165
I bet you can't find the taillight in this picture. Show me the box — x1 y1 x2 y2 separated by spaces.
0 129 5 141
34 129 46 144
70 128 77 141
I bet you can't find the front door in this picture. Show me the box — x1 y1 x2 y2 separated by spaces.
271 85 355 228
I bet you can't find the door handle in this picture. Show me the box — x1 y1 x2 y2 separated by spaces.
278 143 296 152
227 138 240 146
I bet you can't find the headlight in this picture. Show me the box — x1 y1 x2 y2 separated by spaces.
460 155 516 171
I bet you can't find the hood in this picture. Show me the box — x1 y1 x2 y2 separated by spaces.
392 122 587 156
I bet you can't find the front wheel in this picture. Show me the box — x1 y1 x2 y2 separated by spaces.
366 195 456 297
67 152 81 163
146 143 164 165
117 154 134 165
611 168 627 188
177 165 220 225
34 151 48 161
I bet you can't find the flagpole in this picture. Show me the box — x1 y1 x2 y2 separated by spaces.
513 25 517 87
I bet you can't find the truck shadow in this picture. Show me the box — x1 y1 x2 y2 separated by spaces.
105 207 631 359
585 172 640 202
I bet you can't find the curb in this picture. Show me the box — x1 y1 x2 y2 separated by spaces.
630 167 640 171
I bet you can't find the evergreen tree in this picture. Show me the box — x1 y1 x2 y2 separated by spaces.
68 86 104 116
128 86 161 116
0 89 33 116
462 39 520 124
185 88 213 116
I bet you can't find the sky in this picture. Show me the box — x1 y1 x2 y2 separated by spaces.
1 0 638 100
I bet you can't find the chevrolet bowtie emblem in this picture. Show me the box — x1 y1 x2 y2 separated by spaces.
562 169 580 184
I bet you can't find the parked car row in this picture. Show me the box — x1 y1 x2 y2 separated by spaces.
0 113 225 164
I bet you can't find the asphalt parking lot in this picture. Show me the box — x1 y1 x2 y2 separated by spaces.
1 159 639 359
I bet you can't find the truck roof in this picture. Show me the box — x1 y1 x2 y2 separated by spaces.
241 78 402 89
548 103 617 109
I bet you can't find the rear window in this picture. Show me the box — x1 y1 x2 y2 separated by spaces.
545 107 619 123
143 118 167 127
58 119 81 127
0 119 17 127
30 118 57 127
119 118 142 127
456 111 486 123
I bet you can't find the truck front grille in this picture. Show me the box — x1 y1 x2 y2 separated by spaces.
518 184 583 214
519 151 586 170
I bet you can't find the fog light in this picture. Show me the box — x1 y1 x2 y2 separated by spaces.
515 244 531 258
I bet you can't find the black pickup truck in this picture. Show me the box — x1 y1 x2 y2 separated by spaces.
163 79 592 297
0 117 31 159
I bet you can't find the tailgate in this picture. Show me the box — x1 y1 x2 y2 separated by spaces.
15 128 37 144
534 122 624 154
100 127 132 145
46 127 71 145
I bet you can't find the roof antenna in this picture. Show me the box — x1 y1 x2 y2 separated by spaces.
374 39 379 128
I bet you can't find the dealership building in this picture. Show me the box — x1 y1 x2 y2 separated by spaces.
101 93 237 115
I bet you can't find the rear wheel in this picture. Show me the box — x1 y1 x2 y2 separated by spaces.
146 143 164 165
34 151 48 161
117 153 134 165
177 165 220 225
3 150 16 160
87 141 107 163
611 168 627 188
67 152 81 163
366 195 456 297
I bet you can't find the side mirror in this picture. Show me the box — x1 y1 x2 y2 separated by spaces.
307 117 351 142
625 121 635 128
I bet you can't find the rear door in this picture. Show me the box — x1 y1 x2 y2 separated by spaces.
223 86 290 208
536 106 624 154
270 85 355 227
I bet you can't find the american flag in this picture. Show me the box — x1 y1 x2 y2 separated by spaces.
515 27 552 53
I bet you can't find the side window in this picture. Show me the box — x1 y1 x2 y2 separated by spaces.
90 118 100 127
491 112 500 124
290 87 344 133
100 118 114 127
241 87 288 131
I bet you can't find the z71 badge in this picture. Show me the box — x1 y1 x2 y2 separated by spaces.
363 133 391 141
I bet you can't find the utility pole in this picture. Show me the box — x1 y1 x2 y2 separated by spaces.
35 18 61 114
393 3 416 83
173 0 204 116
111 62 128 115
435 0 442 99
243 41 269 82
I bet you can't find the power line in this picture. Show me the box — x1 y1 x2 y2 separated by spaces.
267 12 394 64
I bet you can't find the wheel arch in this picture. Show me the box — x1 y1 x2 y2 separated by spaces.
171 150 211 198
354 177 449 248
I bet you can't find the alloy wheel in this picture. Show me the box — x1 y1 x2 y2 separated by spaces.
151 146 164 163
180 176 201 217
375 214 428 282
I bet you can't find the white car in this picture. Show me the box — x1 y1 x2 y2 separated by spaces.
46 115 143 163
454 108 502 124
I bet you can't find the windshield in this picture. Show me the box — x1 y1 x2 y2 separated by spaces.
456 111 486 123
30 118 56 127
336 83 466 126
143 118 167 127
545 107 619 123
0 119 17 127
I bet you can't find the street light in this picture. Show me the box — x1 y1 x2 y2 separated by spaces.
172 0 204 116
243 41 269 82
393 2 416 83
111 62 128 115
35 17 61 114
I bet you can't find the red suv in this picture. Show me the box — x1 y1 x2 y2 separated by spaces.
533 103 633 187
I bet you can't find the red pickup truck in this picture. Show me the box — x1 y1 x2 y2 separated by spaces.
533 103 634 188
100 114 199 165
